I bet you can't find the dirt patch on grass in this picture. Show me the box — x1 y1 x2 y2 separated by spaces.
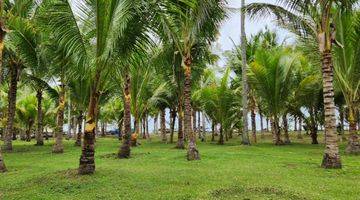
210 185 309 200
99 153 118 159
99 152 151 159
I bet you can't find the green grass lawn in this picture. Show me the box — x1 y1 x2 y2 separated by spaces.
1 134 359 200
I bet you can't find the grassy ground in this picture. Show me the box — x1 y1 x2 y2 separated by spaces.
0 133 359 200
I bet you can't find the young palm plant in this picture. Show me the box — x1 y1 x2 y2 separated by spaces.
248 47 297 145
332 9 360 154
196 68 241 145
16 94 37 142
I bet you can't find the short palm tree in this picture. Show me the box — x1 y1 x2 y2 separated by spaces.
196 68 241 145
248 47 296 145
332 9 360 154
16 94 37 142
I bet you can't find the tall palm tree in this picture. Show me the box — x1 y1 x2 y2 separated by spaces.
0 0 9 85
42 0 157 173
240 0 250 145
161 0 226 160
7 6 56 146
2 53 21 151
245 0 346 168
227 27 281 142
151 44 184 148
2 0 46 150
0 0 6 173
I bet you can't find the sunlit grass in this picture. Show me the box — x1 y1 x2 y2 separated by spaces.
1 133 359 200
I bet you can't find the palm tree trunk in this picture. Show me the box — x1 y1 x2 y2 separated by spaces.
26 122 33 142
201 112 206 142
3 63 19 151
131 113 139 146
75 112 83 146
309 107 318 144
72 116 77 140
240 0 250 145
184 57 200 160
78 70 101 174
0 148 6 173
160 108 167 143
251 107 256 143
66 96 72 140
153 115 158 135
294 117 298 131
211 122 215 142
339 106 346 141
345 106 360 154
142 117 146 139
118 73 131 159
320 50 341 168
0 15 6 85
192 109 197 134
272 116 283 145
101 122 106 137
117 118 123 141
35 90 44 146
145 115 150 140
218 125 224 145
282 114 291 144
53 84 65 153
357 111 360 131
266 118 269 132
197 111 201 139
176 97 185 149
170 109 176 143
259 110 264 138
297 117 303 139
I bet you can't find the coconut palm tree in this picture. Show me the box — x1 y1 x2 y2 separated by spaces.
332 9 360 154
248 47 297 145
16 94 37 142
2 52 21 151
245 0 347 169
42 0 161 173
6 5 57 146
295 74 324 144
196 68 241 145
68 77 90 146
160 0 226 160
1 0 42 152
247 0 357 168
240 0 250 145
226 27 281 142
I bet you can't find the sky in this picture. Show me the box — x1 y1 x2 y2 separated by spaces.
215 0 291 66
